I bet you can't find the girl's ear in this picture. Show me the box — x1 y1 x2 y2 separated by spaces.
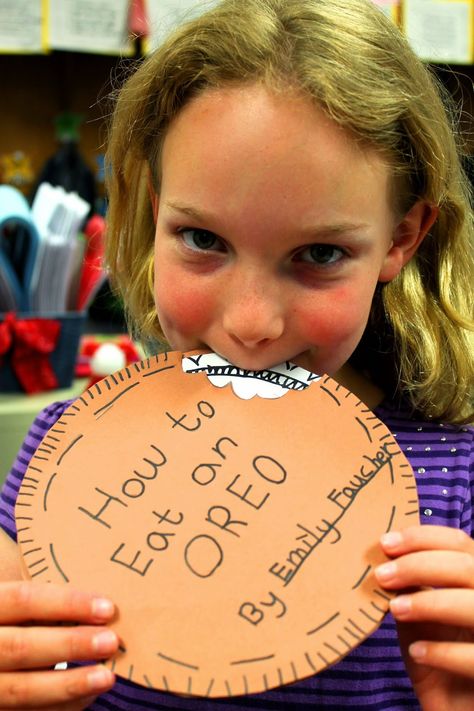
378 200 439 283
147 171 159 224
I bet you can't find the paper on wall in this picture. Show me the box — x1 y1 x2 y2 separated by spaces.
0 0 46 54
403 0 473 64
370 0 401 23
143 0 220 53
48 0 134 55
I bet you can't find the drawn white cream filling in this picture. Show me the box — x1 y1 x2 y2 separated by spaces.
182 352 321 400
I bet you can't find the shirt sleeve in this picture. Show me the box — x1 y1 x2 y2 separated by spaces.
0 400 73 541
460 425 474 536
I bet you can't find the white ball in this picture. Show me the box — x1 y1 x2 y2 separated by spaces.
90 343 127 377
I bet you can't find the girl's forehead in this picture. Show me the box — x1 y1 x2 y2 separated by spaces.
159 83 393 219
165 82 353 150
163 84 388 173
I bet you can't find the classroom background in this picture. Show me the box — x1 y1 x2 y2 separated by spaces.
0 0 473 483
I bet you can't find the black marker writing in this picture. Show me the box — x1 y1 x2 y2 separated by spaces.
111 507 184 576
78 445 168 527
269 444 395 587
166 401 215 431
185 535 224 578
238 591 287 626
79 487 127 529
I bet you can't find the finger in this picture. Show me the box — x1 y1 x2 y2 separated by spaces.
380 526 473 556
0 665 114 708
0 626 119 670
408 639 474 679
0 583 115 625
374 550 474 590
390 588 474 627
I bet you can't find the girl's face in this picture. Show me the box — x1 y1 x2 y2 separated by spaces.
153 84 405 380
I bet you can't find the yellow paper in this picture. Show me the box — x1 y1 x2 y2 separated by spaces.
370 0 401 24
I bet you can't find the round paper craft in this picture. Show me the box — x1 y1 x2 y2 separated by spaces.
16 350 419 698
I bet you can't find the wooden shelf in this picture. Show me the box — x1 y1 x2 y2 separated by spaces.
0 51 138 196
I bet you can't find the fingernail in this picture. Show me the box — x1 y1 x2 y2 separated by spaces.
381 531 403 549
87 667 115 691
409 642 427 660
93 630 118 654
92 597 114 619
375 561 397 582
390 595 411 618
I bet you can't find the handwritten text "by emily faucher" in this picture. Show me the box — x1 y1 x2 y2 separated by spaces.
238 441 398 626
269 441 397 587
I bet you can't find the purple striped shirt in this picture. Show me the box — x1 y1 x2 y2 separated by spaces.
1 398 473 710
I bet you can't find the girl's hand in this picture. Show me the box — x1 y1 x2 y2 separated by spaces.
0 581 118 709
375 525 474 711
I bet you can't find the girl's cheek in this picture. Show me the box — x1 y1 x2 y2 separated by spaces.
155 280 215 337
298 293 365 345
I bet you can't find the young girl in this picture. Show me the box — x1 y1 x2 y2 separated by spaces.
0 0 473 708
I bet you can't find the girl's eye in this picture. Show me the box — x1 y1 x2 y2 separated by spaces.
298 244 345 266
179 228 223 252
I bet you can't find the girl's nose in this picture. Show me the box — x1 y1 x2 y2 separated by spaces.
222 280 285 348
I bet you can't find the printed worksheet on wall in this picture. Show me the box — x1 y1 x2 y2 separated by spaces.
0 0 46 54
144 0 220 53
403 0 473 63
48 0 134 55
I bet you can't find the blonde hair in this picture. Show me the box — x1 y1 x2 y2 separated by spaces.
106 0 473 424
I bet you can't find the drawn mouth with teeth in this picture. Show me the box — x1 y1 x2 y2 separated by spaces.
181 352 321 400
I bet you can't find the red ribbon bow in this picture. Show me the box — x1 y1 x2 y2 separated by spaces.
0 312 61 394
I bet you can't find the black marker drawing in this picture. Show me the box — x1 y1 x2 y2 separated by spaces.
50 543 69 582
57 434 83 466
352 565 371 590
230 654 276 666
320 384 341 407
143 364 176 378
93 382 140 419
43 473 57 512
157 652 200 671
356 416 373 443
305 652 317 672
307 611 340 636
182 352 320 400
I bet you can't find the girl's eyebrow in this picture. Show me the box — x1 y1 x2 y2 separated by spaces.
305 223 371 239
164 201 210 221
164 200 369 237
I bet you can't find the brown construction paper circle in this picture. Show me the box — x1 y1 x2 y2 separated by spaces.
16 350 419 698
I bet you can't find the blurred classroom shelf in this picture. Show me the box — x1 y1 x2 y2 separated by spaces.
0 379 87 485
